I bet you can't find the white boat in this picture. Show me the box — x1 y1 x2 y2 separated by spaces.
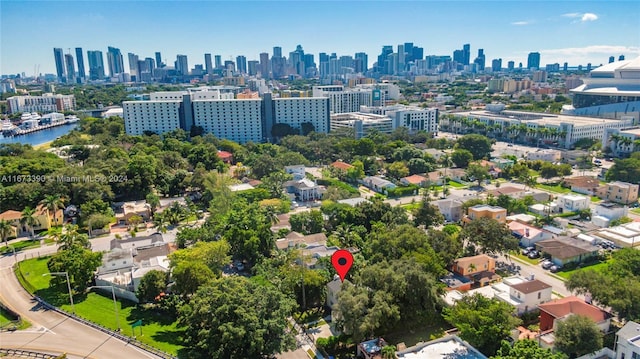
1 119 18 136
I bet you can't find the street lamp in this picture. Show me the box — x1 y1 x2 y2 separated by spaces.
87 285 120 331
42 271 75 314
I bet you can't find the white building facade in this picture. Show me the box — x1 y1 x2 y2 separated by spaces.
273 97 330 134
7 93 76 114
361 104 438 133
193 99 263 143
123 100 182 135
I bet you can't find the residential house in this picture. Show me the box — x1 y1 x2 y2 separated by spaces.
433 198 464 223
527 149 561 162
330 160 354 172
529 203 559 216
450 254 500 288
337 197 370 207
509 221 553 247
217 150 233 164
326 276 345 310
275 231 327 251
605 181 639 205
594 222 640 248
425 170 447 186
115 201 152 225
564 176 605 197
506 213 537 224
396 335 487 359
475 160 502 178
615 321 640 359
491 158 514 169
556 194 590 213
400 174 428 187
284 165 306 180
535 237 600 266
360 176 396 193
301 244 358 269
228 183 255 192
538 296 611 333
465 205 507 223
485 186 551 203
447 168 467 183
284 178 324 201
270 213 291 233
423 148 448 161
506 278 553 314
594 202 629 221
0 205 63 238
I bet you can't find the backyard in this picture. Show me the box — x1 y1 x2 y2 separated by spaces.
555 260 609 280
16 257 185 356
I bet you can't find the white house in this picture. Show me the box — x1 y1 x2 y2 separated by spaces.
505 277 553 314
509 221 554 247
529 203 559 216
284 165 306 180
433 198 464 223
556 194 590 213
615 321 640 359
594 202 629 221
360 176 396 193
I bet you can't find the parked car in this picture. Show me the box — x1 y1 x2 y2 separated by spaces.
541 260 553 270
527 251 540 259
550 265 561 273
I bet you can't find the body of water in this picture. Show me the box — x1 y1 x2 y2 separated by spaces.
0 123 79 146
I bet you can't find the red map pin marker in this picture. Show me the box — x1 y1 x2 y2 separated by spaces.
331 249 354 282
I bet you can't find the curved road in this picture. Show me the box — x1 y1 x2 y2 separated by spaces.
0 245 164 359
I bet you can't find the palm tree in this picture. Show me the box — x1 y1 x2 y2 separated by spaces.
0 219 13 247
44 226 62 243
153 213 168 234
58 224 90 250
39 195 64 227
381 346 397 359
20 207 40 239
128 214 143 231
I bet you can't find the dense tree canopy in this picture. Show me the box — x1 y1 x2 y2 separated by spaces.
455 134 493 160
492 340 567 359
554 315 603 358
178 276 296 359
460 217 519 255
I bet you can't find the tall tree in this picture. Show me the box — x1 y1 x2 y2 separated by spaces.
451 149 474 168
172 261 215 298
459 217 519 255
39 195 64 227
413 193 445 229
0 219 13 247
554 315 603 358
443 293 522 356
136 270 168 303
178 276 296 359
58 224 91 251
47 245 102 291
466 164 490 187
492 340 567 359
455 134 493 160
20 207 40 238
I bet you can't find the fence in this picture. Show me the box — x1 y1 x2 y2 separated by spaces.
0 348 61 358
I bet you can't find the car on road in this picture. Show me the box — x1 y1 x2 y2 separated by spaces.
541 260 553 270
507 143 513 147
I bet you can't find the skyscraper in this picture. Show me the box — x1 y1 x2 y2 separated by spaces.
609 56 615 63
236 55 247 74
259 52 270 79
107 46 124 77
619 55 625 61
64 53 76 83
273 46 282 58
527 52 541 70
214 55 222 69
398 44 406 72
248 60 259 76
175 55 189 76
87 50 105 80
204 54 213 75
474 49 485 71
355 52 368 73
491 58 502 72
53 48 66 82
128 53 140 81
463 44 471 66
377 46 393 74
507 61 515 71
75 47 86 82
155 52 164 68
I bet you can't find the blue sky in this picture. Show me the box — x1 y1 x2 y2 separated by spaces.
1 0 639 75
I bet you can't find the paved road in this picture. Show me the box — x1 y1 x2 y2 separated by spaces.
0 243 167 358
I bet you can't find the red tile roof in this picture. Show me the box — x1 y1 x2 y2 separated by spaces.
217 150 233 160
331 161 354 171
402 174 427 185
538 296 609 323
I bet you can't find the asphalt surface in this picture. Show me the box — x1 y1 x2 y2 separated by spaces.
0 239 167 358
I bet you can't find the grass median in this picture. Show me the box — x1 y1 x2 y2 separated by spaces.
17 257 185 356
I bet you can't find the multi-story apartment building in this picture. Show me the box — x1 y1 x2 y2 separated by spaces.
329 112 393 139
605 181 639 205
123 89 330 143
312 83 400 114
360 104 438 133
6 93 75 114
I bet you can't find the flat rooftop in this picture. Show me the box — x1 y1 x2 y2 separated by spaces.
397 336 487 359
454 109 626 126
621 128 640 136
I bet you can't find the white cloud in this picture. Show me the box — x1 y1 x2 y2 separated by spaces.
511 21 531 26
538 45 640 66
561 12 598 23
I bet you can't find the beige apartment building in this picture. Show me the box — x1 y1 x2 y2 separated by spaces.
604 181 639 205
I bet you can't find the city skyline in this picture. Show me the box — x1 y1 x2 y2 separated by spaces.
1 1 639 76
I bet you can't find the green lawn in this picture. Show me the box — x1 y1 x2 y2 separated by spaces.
0 240 41 254
0 306 17 323
590 196 601 203
631 208 640 215
447 181 465 188
384 315 451 347
537 183 571 194
555 261 609 280
511 251 541 265
401 203 421 212
17 257 185 356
